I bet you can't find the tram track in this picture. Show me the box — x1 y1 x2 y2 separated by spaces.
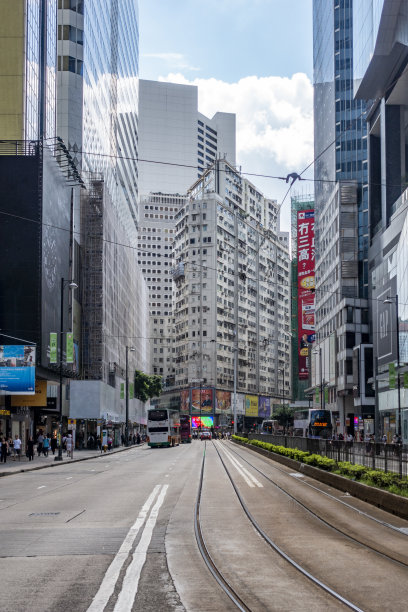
227 440 408 535
195 441 364 612
224 440 408 568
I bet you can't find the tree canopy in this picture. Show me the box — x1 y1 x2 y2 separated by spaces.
133 370 163 402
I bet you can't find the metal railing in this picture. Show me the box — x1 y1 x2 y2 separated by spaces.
0 140 40 156
247 434 407 479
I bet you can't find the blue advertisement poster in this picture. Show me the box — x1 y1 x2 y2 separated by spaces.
0 345 36 393
258 396 271 418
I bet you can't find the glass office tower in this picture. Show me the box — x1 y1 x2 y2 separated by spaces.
313 0 371 436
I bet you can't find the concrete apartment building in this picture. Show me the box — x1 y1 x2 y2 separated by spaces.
137 80 236 386
170 159 290 421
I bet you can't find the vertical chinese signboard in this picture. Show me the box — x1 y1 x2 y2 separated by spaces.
297 210 315 379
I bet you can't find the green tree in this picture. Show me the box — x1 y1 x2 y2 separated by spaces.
133 370 163 402
273 405 295 432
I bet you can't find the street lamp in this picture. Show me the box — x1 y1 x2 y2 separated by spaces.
125 346 136 445
384 295 401 436
233 346 238 435
55 278 78 462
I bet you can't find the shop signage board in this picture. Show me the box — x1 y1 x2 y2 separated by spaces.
11 379 47 407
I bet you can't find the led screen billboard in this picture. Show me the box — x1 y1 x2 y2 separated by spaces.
192 416 214 429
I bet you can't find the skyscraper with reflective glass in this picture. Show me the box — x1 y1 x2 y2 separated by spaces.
0 0 57 140
313 0 371 436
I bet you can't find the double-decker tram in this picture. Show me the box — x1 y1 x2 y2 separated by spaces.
147 408 181 447
260 419 279 434
293 408 333 438
180 414 192 443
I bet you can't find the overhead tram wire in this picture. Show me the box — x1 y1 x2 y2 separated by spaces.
2 206 408 310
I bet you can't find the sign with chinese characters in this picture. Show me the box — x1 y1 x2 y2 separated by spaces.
297 210 315 379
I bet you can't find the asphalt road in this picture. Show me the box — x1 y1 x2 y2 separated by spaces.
1 440 408 612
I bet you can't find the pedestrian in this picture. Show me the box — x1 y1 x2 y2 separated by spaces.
62 434 67 451
37 432 44 456
13 434 22 461
97 436 102 452
0 437 8 463
26 436 34 461
382 434 387 444
66 434 73 458
136 432 141 445
107 435 112 451
43 435 50 457
121 433 125 446
50 435 57 455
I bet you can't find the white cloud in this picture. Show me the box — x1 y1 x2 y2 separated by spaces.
158 72 314 228
142 53 199 72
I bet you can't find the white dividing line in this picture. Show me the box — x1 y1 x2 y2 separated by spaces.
113 484 168 612
66 477 73 480
37 486 46 489
86 484 161 612
222 447 263 488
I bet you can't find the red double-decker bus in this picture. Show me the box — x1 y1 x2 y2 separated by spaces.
180 415 192 443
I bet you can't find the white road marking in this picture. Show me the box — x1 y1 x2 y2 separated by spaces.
66 477 73 480
113 485 168 612
165 474 169 477
86 484 161 612
37 486 46 489
290 473 304 478
222 447 263 488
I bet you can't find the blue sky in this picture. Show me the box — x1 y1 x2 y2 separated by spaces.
138 0 314 229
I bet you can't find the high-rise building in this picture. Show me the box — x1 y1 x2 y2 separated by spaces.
138 79 236 197
0 0 57 140
57 0 149 435
137 80 237 386
353 0 408 441
166 159 291 427
313 0 371 437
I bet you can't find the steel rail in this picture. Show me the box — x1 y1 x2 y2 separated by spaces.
194 443 251 612
227 440 408 537
212 441 364 612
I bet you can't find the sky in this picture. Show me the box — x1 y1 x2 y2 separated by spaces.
138 0 314 231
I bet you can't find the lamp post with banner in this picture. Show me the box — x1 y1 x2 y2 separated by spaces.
125 346 136 445
55 278 77 462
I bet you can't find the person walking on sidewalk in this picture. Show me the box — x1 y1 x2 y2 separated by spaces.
66 434 73 458
26 436 34 461
13 435 22 461
50 435 57 455
37 432 44 457
0 437 8 463
43 435 50 457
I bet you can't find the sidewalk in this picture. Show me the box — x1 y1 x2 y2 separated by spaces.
0 444 142 478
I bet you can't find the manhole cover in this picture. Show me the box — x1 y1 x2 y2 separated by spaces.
29 512 60 517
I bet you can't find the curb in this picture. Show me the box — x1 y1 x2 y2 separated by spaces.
232 439 408 520
0 444 145 478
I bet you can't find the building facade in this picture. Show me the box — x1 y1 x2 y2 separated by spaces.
354 0 408 441
57 0 148 438
313 0 371 437
167 159 291 427
137 80 237 387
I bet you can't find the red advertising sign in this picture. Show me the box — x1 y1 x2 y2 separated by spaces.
297 210 315 379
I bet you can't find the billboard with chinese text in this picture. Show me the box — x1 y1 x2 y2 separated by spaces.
297 210 315 379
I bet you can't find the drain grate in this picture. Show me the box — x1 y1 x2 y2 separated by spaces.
29 512 60 517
